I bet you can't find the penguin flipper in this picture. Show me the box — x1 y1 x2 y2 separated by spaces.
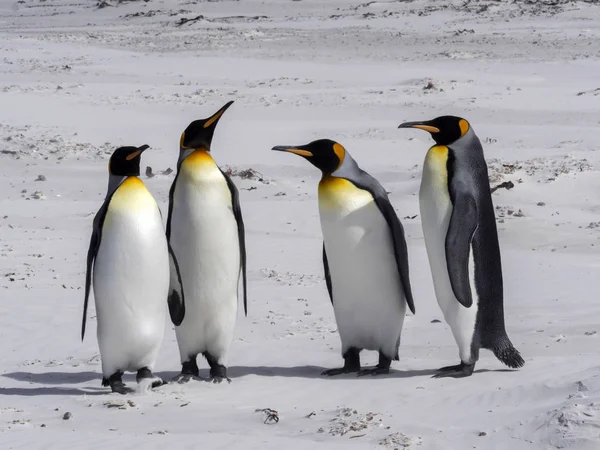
347 174 415 314
322 243 333 305
167 242 186 326
165 172 180 241
221 169 248 316
445 194 478 308
372 195 416 314
82 201 109 341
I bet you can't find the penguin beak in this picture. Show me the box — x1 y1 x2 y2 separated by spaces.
271 146 313 158
181 101 234 150
398 121 440 134
125 145 150 161
203 100 234 129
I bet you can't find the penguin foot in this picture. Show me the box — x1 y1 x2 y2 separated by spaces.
322 347 362 376
103 371 134 395
136 367 165 388
209 376 232 384
203 352 231 384
171 373 204 384
357 352 391 376
171 358 201 383
433 362 475 379
321 367 360 376
111 382 135 395
357 366 390 377
208 363 231 384
181 358 200 376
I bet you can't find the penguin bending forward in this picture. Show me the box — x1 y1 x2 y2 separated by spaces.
167 101 247 384
398 116 525 378
272 139 415 376
82 145 185 394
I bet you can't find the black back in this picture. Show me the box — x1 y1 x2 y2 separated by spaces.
446 129 507 348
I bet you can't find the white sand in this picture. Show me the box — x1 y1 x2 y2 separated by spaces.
1 0 600 448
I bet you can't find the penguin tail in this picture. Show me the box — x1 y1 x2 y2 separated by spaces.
492 337 525 369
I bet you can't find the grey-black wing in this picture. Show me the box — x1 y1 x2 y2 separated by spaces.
322 243 333 305
165 171 180 241
221 169 248 316
82 199 110 341
350 173 415 314
167 242 186 325
446 182 478 309
157 202 186 326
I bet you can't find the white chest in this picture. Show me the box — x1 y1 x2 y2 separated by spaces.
169 151 240 295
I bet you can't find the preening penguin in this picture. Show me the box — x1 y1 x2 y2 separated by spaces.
167 101 247 384
272 139 415 376
82 145 185 394
398 116 524 378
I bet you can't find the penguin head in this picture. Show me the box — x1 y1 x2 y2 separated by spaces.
180 101 234 152
398 115 471 145
271 139 346 175
108 145 150 176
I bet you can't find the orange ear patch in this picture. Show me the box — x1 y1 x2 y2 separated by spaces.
459 119 469 137
333 143 345 168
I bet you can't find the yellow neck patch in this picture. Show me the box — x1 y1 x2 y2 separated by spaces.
120 175 144 186
424 145 449 184
180 149 217 174
108 176 155 215
318 175 373 212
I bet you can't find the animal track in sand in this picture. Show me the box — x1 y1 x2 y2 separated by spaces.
315 408 422 448
0 124 113 161
487 156 593 184
260 268 323 287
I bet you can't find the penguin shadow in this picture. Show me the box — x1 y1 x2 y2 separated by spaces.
1 371 106 396
225 366 439 380
473 368 519 374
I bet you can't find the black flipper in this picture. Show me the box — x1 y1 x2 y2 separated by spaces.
322 243 333 305
165 170 181 241
370 194 415 314
220 169 247 316
157 197 186 326
81 199 111 341
346 173 415 314
445 193 478 308
167 242 186 326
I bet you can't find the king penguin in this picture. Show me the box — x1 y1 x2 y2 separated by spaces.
167 101 247 384
398 116 525 378
82 145 186 394
272 139 415 376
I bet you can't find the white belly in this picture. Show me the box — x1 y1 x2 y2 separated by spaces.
420 148 478 363
170 153 240 365
93 178 168 376
319 177 406 359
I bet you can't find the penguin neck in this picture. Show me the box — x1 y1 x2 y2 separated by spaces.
178 147 211 167
328 152 359 180
106 174 129 197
